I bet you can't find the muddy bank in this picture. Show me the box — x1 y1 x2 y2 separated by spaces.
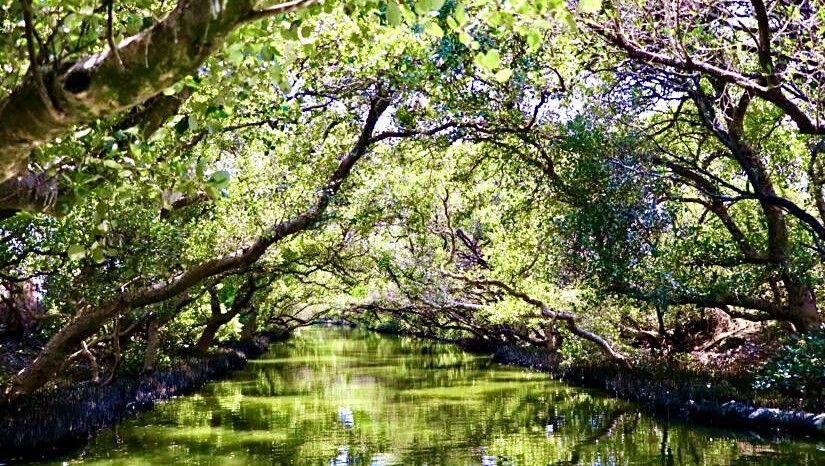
0 334 282 463
491 345 825 437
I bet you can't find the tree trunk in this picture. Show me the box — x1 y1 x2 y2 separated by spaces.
241 309 258 341
785 282 821 332
0 0 241 182
733 134 821 331
143 319 163 373
194 320 225 353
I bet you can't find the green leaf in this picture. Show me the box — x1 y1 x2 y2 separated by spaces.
486 11 502 27
475 49 501 71
92 248 106 264
67 244 86 261
415 0 443 15
386 1 402 25
149 127 169 143
209 170 231 188
446 16 458 31
494 68 513 82
181 76 198 92
277 76 291 93
423 21 444 38
102 159 123 170
122 126 140 136
227 43 245 66
205 185 221 199
129 143 142 157
486 49 501 69
96 220 110 234
578 0 602 14
74 127 92 139
454 5 467 25
526 30 542 52
281 27 299 41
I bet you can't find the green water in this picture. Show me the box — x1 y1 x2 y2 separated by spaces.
52 327 824 465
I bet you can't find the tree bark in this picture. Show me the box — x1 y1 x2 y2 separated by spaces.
725 107 822 331
194 320 226 353
0 0 315 184
142 293 200 373
142 318 163 373
0 87 192 214
195 278 258 352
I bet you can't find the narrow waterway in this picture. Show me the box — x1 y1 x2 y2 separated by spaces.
48 327 824 465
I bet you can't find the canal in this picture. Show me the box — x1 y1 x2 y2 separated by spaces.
47 327 825 465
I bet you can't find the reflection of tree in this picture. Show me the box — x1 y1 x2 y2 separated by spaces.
569 410 631 465
70 329 824 465
658 423 677 466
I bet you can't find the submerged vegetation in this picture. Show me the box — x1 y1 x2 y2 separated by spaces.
2 0 825 453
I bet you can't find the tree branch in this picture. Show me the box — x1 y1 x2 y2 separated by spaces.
3 94 390 401
0 0 314 184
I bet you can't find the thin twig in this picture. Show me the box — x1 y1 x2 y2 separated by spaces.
106 0 125 69
20 0 55 113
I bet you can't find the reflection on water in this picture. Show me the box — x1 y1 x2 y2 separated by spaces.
46 327 825 465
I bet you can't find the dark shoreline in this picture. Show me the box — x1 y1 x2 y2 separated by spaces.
490 344 825 438
0 334 280 463
368 325 825 438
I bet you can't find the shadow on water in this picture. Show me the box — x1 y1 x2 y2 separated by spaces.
0 344 259 463
22 327 825 465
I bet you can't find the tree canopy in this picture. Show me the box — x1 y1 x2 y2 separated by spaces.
1 0 824 403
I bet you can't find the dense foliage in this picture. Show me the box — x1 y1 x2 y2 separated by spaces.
1 0 824 407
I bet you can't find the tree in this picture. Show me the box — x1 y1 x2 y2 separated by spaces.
566 1 825 331
0 0 466 400
0 0 317 207
4 0 822 405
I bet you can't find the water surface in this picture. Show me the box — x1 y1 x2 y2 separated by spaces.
52 327 825 465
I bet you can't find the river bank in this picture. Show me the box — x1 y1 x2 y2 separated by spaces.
0 334 280 463
3 325 824 463
23 326 825 465
489 344 825 437
368 325 825 437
